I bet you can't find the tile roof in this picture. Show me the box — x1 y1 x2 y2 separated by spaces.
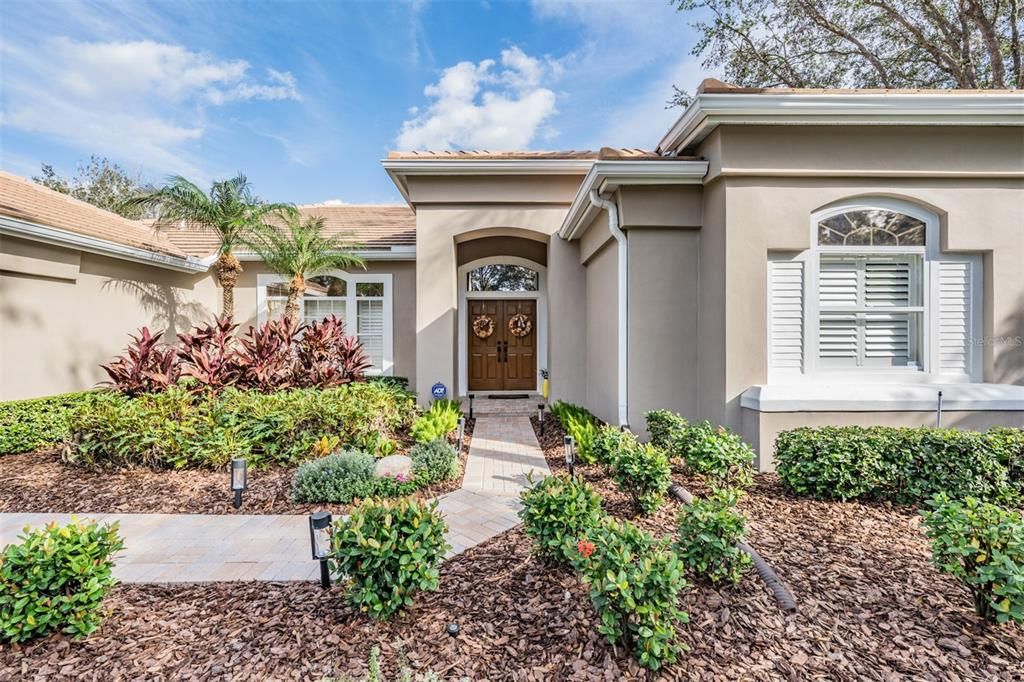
385 147 682 161
695 77 1023 95
0 171 189 259
156 204 416 258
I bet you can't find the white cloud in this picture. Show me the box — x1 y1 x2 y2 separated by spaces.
1 38 301 178
321 198 349 206
395 47 560 150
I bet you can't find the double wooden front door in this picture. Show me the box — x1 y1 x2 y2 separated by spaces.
468 299 537 391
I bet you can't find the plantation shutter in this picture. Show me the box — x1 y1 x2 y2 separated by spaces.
768 256 804 374
935 256 981 378
818 259 860 366
357 299 385 370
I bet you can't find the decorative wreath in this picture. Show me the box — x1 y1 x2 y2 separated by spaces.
472 315 495 339
508 313 533 338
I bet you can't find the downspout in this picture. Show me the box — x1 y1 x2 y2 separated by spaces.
588 189 628 427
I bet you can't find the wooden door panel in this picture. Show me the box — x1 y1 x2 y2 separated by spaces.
468 300 503 391
502 300 536 391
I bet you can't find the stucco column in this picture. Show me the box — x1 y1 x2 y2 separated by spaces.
415 217 457 403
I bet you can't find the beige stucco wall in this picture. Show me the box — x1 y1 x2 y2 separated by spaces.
627 227 700 432
0 235 217 400
546 236 586 405
745 408 1024 471
584 239 619 423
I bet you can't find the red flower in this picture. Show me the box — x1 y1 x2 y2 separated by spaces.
577 539 596 558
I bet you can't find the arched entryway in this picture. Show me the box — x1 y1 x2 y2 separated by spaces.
457 253 548 396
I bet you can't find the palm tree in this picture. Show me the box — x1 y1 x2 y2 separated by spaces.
244 214 366 324
125 174 294 317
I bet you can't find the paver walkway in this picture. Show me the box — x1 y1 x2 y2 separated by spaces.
0 415 550 582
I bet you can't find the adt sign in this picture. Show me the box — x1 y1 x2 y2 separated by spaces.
431 382 448 399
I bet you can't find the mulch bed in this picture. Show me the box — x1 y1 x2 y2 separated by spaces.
0 420 474 516
1 416 1022 680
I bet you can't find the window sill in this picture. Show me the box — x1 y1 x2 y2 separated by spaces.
741 383 1024 412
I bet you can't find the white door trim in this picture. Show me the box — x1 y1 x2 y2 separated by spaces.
457 256 548 397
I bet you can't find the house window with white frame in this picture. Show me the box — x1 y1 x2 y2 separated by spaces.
768 199 982 383
261 273 393 375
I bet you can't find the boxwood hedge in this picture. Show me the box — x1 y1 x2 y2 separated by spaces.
0 391 94 455
775 426 1024 504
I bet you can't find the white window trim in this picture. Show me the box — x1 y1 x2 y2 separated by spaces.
256 271 394 376
769 198 981 385
457 256 548 397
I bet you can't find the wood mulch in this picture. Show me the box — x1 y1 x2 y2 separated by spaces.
0 420 474 516
1 415 1021 680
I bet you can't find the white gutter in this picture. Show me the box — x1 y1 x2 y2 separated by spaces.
588 189 629 427
0 215 207 273
231 246 417 263
658 91 1024 154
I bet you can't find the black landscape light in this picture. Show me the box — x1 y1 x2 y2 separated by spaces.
230 458 247 509
564 435 576 477
308 511 333 589
537 403 546 436
446 623 460 637
456 416 466 453
468 393 475 419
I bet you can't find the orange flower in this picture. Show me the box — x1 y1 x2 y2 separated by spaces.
577 539 596 558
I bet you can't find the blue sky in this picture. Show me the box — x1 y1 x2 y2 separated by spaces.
0 0 710 204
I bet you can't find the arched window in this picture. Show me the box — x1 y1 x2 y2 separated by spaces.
768 199 982 382
467 264 539 292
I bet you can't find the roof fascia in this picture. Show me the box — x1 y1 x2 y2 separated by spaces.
0 215 208 273
558 160 709 240
233 246 417 263
657 92 1024 154
381 158 594 206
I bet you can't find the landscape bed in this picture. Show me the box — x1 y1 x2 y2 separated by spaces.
0 420 473 516
1 418 1021 680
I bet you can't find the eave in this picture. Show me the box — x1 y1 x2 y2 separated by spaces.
0 215 208 274
558 160 709 241
381 158 594 206
657 91 1024 154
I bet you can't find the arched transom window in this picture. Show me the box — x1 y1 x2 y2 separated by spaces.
467 264 539 292
768 199 982 382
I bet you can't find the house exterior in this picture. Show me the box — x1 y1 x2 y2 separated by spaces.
2 80 1022 468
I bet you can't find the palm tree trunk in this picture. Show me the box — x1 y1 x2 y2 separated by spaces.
214 251 243 318
285 273 306 324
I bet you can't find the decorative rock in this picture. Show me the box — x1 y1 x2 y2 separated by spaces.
374 454 413 479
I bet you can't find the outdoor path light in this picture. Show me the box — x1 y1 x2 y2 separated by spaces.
456 416 465 454
564 435 576 477
468 394 475 419
537 403 546 436
309 511 332 589
230 458 247 509
446 623 460 637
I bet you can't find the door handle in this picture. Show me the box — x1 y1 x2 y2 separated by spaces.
497 340 504 362
503 341 509 363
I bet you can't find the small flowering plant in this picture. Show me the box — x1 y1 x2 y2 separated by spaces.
576 538 596 559
391 472 409 483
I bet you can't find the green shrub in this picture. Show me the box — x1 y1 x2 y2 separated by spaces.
550 401 600 464
645 409 688 450
571 517 689 671
985 427 1024 496
669 421 755 488
0 391 94 455
519 473 604 564
592 425 634 466
775 426 1022 504
410 439 460 485
410 399 461 444
329 498 450 619
66 382 417 469
674 488 753 585
0 518 124 642
921 493 1024 624
292 450 377 503
599 427 672 515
